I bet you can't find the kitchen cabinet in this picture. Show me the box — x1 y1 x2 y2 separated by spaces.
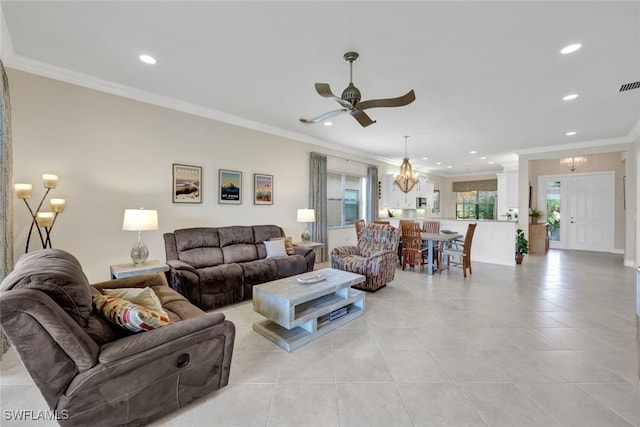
381 174 435 210
415 177 435 207
381 173 416 209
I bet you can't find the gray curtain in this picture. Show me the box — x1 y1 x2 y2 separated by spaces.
0 60 14 355
366 166 379 223
309 153 327 262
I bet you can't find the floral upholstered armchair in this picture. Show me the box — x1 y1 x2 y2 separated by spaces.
330 223 400 291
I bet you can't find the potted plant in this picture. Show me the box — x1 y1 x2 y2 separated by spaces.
529 208 543 224
516 228 529 264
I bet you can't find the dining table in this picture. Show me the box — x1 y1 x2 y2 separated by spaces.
420 232 463 275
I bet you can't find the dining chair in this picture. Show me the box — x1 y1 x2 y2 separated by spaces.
400 222 428 272
421 220 440 234
439 223 477 278
397 220 414 265
374 220 390 225
421 220 441 270
354 219 366 240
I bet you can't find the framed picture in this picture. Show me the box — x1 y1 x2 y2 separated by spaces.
172 164 201 203
219 169 242 204
254 173 273 205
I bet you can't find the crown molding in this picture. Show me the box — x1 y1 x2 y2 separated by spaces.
516 135 633 156
3 51 397 167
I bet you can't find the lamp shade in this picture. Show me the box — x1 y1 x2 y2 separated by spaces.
296 208 315 223
122 208 158 231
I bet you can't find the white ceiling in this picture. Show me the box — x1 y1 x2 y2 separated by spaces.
2 1 639 175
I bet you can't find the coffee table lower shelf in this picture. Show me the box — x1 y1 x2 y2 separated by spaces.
253 302 364 351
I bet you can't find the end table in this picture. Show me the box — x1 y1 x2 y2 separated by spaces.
110 259 169 279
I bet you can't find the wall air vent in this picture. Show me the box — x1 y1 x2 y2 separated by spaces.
619 81 640 92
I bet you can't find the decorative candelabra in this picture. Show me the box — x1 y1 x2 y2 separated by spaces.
14 174 66 253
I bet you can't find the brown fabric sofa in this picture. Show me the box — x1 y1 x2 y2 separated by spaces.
163 225 315 311
0 249 235 427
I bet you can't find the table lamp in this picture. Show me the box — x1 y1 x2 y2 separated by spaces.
122 208 158 265
296 208 315 243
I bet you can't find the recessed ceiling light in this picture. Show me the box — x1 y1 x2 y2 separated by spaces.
563 94 578 101
436 162 442 165
489 161 495 164
447 165 453 169
324 121 333 126
469 150 477 154
480 156 487 160
565 131 577 136
139 54 156 65
561 44 582 54
422 157 429 160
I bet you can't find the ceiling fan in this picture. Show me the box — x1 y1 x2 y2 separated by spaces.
300 52 416 127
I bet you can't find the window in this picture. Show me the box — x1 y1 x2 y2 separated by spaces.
455 190 496 219
328 172 366 227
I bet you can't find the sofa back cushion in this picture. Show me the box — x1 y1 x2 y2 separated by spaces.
358 223 400 257
253 225 286 258
218 226 258 263
173 228 224 268
0 249 92 327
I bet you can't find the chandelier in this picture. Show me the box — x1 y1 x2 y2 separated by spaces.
560 155 587 172
394 136 419 193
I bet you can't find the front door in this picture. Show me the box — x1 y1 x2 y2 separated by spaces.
538 172 614 252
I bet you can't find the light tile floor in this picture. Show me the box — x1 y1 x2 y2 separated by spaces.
1 249 639 426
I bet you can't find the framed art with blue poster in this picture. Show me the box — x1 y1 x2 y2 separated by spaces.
219 169 242 204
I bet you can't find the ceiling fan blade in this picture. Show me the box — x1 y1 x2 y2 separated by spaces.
315 83 353 109
299 109 347 124
356 89 416 110
350 110 376 127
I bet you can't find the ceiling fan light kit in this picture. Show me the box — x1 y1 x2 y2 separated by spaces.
300 52 416 127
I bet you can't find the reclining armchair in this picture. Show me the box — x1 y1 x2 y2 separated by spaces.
330 223 400 291
0 249 235 426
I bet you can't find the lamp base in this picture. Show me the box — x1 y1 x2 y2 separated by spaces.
301 228 311 243
130 232 149 265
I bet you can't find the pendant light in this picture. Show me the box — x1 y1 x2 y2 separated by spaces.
394 135 419 193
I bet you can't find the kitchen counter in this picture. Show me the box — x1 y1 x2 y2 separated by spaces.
380 218 516 266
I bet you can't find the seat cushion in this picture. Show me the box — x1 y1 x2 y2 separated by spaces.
333 255 370 275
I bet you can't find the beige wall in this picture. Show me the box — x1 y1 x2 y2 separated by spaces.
8 69 387 281
8 69 638 281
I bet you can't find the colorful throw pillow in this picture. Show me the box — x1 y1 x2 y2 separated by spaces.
272 236 294 255
92 294 172 333
264 239 288 258
102 286 168 318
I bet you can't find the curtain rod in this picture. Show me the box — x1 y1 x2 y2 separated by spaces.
311 152 376 168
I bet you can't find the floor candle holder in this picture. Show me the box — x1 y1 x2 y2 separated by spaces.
15 174 66 253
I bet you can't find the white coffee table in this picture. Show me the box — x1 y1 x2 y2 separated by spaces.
252 268 365 351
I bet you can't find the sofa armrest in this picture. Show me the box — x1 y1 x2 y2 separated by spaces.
92 273 169 292
330 245 359 257
98 312 228 363
367 249 398 260
293 245 312 257
166 259 198 275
